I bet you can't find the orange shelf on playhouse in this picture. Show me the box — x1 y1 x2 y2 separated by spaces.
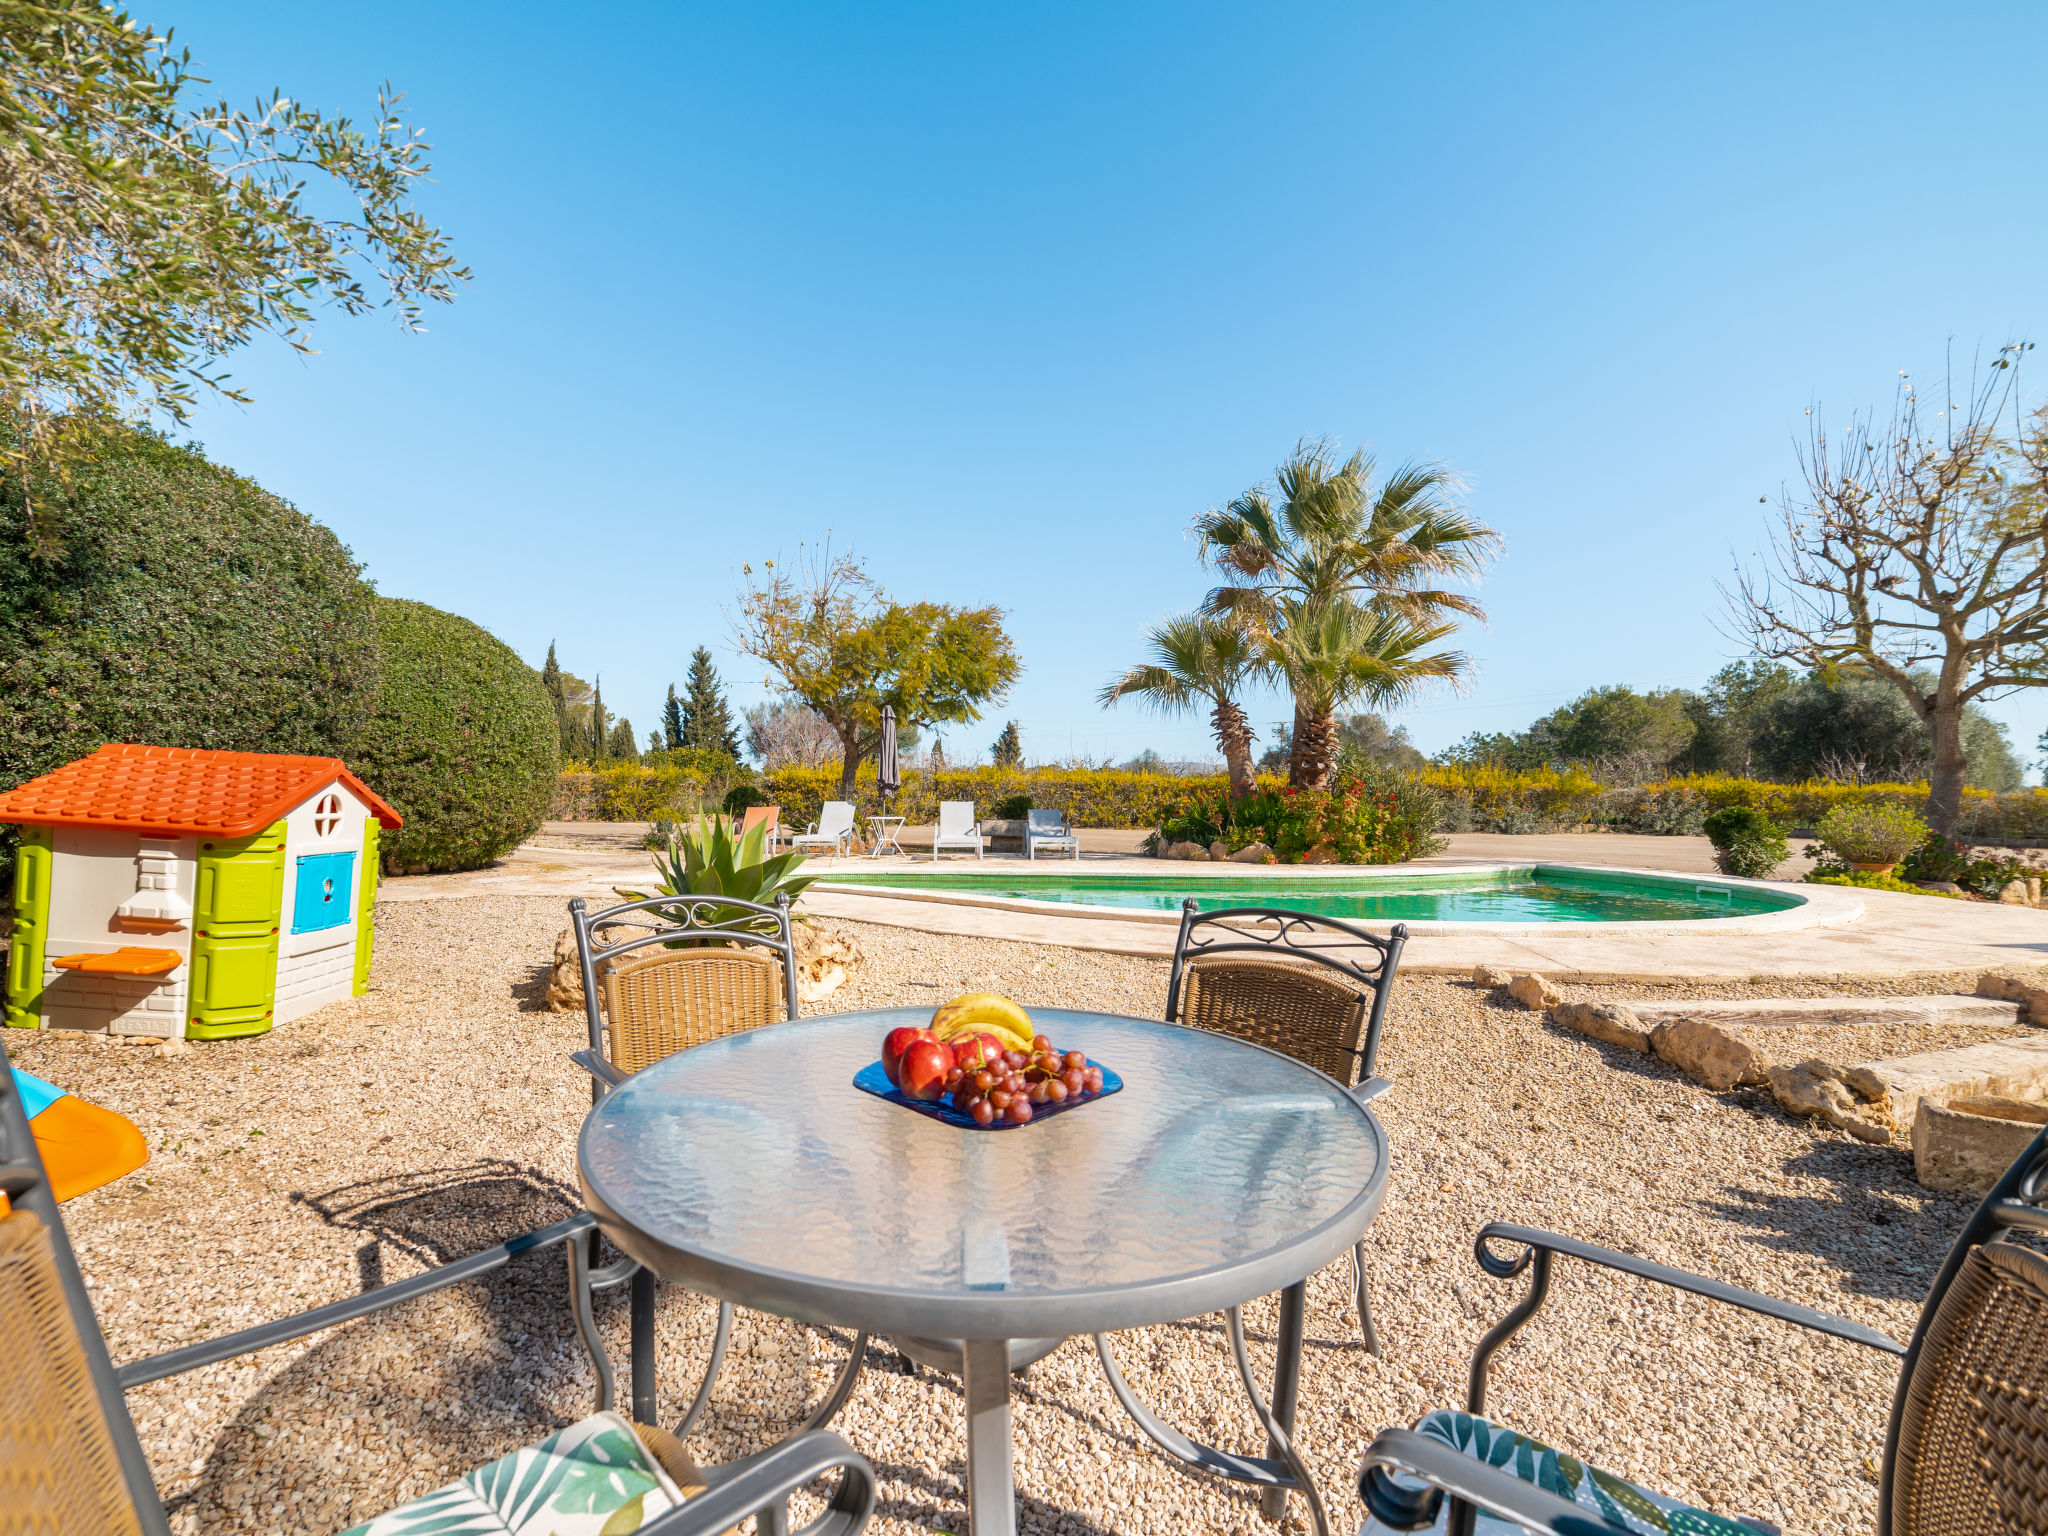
51 947 183 978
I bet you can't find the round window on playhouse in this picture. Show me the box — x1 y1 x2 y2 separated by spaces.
313 792 342 838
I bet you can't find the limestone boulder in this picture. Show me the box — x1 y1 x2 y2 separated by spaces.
1228 841 1276 864
1649 1016 1769 1086
2000 879 2032 906
1301 845 1342 865
1767 1063 1894 1144
1551 1001 1654 1054
1471 964 1510 989
794 921 864 1005
546 927 590 1012
1506 973 1563 1011
1166 841 1212 861
1977 972 2048 1026
1208 840 1230 862
1914 1096 2048 1196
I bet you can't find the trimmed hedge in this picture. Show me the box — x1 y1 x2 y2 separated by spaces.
0 424 378 806
555 762 2048 842
353 598 560 874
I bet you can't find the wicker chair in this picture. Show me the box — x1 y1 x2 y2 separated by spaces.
569 891 800 1091
1164 899 1408 1358
566 891 801 1430
0 1039 875 1536
1356 1125 2048 1536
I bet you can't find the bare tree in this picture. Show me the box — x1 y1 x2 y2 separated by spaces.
742 700 840 771
1732 345 2048 833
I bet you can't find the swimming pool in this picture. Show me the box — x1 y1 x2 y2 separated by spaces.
818 864 1804 924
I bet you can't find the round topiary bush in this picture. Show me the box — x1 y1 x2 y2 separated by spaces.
1814 801 1930 870
1702 805 1788 879
352 597 560 874
0 423 378 799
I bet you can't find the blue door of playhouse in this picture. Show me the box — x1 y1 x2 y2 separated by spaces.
292 851 356 934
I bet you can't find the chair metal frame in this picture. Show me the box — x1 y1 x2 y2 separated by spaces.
932 800 986 860
790 801 858 857
569 891 801 1092
1358 1125 2048 1536
1164 899 1409 1091
566 890 801 1433
1089 902 1409 1529
1023 807 1079 860
0 1039 874 1536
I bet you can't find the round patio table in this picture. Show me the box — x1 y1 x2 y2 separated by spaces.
578 1006 1388 1536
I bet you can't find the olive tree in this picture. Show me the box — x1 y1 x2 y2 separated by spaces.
734 548 1022 797
1734 346 2048 833
1 1 467 553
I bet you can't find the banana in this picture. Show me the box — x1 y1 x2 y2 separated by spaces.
930 992 1035 1052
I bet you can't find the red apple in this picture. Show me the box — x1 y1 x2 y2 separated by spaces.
883 1026 938 1087
953 1033 1010 1074
899 1038 955 1101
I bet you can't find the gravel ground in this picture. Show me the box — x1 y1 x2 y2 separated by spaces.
6 895 1988 1536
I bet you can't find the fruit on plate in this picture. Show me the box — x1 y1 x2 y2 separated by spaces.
929 992 1035 1054
898 1038 955 1101
950 1033 1009 1075
881 1026 938 1087
947 1032 1106 1125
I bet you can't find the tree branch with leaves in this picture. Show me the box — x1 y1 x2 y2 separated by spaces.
0 0 469 553
732 547 1022 797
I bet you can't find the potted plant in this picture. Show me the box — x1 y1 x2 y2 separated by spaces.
1812 801 1931 875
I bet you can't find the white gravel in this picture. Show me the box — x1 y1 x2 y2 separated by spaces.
5 894 1970 1535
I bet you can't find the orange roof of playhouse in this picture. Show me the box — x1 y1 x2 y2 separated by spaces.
0 746 402 837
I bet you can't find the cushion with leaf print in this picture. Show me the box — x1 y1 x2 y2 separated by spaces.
341 1411 687 1536
1361 1410 1767 1536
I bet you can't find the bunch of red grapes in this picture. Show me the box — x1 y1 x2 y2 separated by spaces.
947 1035 1106 1126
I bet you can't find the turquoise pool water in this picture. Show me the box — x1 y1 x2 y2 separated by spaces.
821 865 1801 923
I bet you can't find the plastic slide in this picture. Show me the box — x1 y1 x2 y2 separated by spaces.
10 1067 149 1201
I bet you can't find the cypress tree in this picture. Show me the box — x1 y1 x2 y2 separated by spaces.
589 677 611 763
991 720 1022 767
662 683 684 750
679 646 741 757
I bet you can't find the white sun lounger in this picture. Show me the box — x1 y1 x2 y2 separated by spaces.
932 801 985 860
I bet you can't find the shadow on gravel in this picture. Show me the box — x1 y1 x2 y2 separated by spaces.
1699 1141 1973 1304
164 1164 621 1530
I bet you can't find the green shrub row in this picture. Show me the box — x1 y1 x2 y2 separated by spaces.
551 761 2048 843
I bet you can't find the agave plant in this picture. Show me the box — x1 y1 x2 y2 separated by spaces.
616 814 816 940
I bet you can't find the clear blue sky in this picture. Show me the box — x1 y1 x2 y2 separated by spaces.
156 2 2048 772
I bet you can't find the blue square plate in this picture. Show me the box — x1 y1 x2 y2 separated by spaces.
852 1058 1123 1130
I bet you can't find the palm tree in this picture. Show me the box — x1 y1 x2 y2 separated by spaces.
1194 438 1497 786
1099 614 1268 798
1264 599 1466 790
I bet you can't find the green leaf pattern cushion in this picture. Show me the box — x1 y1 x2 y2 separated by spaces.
1367 1410 1762 1536
340 1411 685 1535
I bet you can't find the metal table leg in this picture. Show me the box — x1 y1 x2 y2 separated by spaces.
630 1267 658 1424
961 1337 1017 1536
1260 1282 1305 1521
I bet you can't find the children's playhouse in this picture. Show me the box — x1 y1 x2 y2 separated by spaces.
0 745 402 1039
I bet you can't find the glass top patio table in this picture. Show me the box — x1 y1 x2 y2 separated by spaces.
577 1007 1388 1342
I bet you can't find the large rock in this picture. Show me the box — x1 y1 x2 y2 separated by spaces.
545 918 861 1012
1649 1016 1770 1086
1301 845 1342 865
2000 879 2031 906
1506 973 1563 1011
1551 1001 1653 1054
1166 841 1212 861
1471 964 1510 989
1228 841 1276 864
1767 1063 1894 1144
1977 972 2048 1026
1914 1096 2048 1196
1208 840 1230 861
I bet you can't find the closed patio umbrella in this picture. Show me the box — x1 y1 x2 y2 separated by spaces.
877 704 900 812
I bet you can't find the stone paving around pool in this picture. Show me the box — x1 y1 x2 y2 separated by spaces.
383 824 2048 984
